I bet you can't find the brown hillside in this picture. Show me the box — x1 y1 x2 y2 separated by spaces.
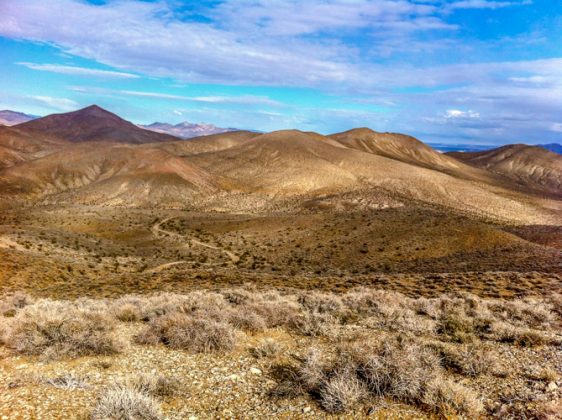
448 144 562 197
153 130 260 156
0 126 67 169
16 105 179 144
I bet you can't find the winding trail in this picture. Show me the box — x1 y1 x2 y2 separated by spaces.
151 217 239 264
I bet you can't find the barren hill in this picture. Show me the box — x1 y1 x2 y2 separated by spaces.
330 128 462 171
154 130 260 156
0 143 220 206
448 144 562 197
0 125 67 169
16 105 179 144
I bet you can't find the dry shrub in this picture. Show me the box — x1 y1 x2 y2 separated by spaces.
488 298 555 328
136 313 236 353
298 292 344 315
319 369 367 413
437 311 475 343
91 384 162 420
126 373 181 398
422 377 484 417
5 300 123 359
492 322 548 347
228 307 266 332
288 311 337 337
0 291 33 317
113 303 142 322
357 339 441 402
437 343 498 377
251 338 283 358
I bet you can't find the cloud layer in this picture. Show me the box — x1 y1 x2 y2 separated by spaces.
0 0 561 144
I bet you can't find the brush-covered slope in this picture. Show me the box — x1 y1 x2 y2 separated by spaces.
0 143 220 207
188 130 558 223
330 128 462 170
16 105 179 144
448 145 562 196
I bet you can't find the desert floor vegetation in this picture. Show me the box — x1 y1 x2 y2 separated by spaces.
0 287 561 418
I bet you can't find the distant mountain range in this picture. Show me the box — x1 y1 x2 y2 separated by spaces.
141 122 237 139
0 110 38 126
0 104 559 225
538 143 562 154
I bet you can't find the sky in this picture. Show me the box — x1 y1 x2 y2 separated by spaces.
0 0 561 145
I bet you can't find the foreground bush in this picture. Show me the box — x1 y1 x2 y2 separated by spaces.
91 384 162 420
271 337 484 417
4 300 123 359
135 313 236 353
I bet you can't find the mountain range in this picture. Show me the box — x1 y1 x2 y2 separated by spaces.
141 121 237 138
0 105 560 225
0 110 38 126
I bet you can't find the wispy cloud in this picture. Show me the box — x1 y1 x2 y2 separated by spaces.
28 95 78 111
71 86 283 106
17 62 139 79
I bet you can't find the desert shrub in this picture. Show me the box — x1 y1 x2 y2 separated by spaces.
113 303 142 322
288 311 337 337
492 322 548 347
228 307 266 332
437 343 497 377
0 291 33 317
357 338 441 402
5 300 123 359
91 384 162 420
422 377 484 417
488 299 555 328
135 313 236 353
319 369 367 413
298 292 344 315
437 311 475 343
126 373 181 398
251 338 283 358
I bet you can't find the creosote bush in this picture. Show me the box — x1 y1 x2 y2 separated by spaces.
4 300 123 359
91 384 162 420
135 313 236 353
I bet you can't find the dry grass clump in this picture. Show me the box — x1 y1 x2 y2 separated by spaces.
91 384 162 420
4 299 123 359
435 342 498 377
271 337 484 417
135 313 236 353
251 338 283 358
491 322 549 347
126 373 181 398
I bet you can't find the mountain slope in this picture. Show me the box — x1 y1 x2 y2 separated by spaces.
154 130 260 156
330 128 462 171
0 125 67 169
16 105 179 144
0 143 221 206
448 145 562 197
142 121 236 139
0 110 37 126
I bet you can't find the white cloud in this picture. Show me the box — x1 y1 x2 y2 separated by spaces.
550 123 562 133
16 62 139 78
28 95 78 111
445 0 531 11
445 109 480 118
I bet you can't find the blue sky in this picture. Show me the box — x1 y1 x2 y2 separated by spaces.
0 0 561 145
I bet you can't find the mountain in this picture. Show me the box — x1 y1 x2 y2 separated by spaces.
330 128 463 171
153 130 261 156
448 144 562 197
0 110 38 126
141 121 237 139
538 143 562 154
0 142 220 206
16 105 179 144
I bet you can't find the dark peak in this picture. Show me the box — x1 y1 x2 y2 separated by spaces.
75 104 115 117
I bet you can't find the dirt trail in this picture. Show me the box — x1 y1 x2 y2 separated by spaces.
151 217 239 263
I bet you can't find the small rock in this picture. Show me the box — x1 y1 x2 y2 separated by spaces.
303 407 312 413
229 374 240 381
546 382 558 392
250 367 262 375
